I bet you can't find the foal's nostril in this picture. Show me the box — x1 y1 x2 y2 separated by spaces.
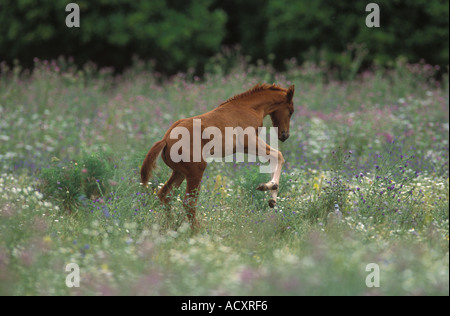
280 131 289 142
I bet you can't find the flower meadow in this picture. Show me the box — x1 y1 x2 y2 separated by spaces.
0 57 448 295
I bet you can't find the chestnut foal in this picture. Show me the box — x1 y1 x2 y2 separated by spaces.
141 83 295 230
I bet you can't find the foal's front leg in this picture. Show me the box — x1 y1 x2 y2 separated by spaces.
249 137 285 208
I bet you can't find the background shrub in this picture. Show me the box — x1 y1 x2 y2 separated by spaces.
39 152 114 211
0 0 447 75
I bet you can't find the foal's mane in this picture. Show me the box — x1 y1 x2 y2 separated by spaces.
219 83 286 107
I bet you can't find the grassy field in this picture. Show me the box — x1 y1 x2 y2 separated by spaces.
0 58 448 295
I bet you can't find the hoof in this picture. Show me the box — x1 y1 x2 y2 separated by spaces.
268 199 276 208
256 183 269 191
257 183 278 191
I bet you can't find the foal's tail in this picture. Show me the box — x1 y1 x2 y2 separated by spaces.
140 139 166 187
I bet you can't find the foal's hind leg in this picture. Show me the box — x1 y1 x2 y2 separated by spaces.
157 170 185 204
181 158 206 231
183 175 203 231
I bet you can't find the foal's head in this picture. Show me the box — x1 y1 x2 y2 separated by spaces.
270 85 295 142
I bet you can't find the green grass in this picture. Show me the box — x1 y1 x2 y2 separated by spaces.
0 57 448 295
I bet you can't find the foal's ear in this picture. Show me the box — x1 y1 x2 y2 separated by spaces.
286 85 295 102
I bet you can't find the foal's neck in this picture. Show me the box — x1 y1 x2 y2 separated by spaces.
250 93 285 117
220 89 286 118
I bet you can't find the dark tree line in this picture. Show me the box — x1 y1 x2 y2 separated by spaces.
0 0 448 74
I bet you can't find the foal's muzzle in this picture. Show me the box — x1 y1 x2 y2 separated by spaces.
279 131 289 142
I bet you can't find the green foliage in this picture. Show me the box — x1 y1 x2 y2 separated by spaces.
39 152 114 211
0 0 447 75
310 150 351 223
264 0 448 71
0 0 227 73
40 160 82 211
